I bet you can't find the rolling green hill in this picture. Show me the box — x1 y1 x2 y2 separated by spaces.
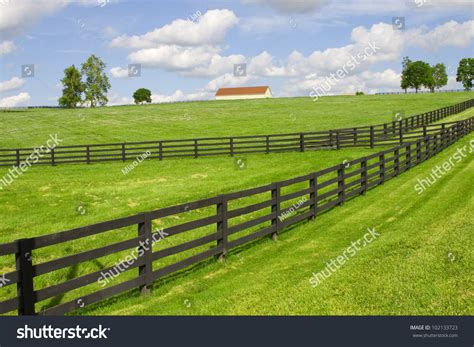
1 92 472 148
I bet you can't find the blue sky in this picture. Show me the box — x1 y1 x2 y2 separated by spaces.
0 0 473 106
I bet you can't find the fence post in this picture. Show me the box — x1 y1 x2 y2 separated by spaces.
328 130 333 148
353 128 357 145
398 120 403 144
194 140 198 159
379 153 385 185
121 143 126 162
16 238 35 315
335 131 340 150
271 183 281 241
229 137 234 157
266 136 270 154
300 133 305 152
369 126 374 148
86 146 90 164
15 149 20 167
337 164 345 206
216 195 228 261
423 125 427 138
309 173 318 220
138 214 152 295
50 148 56 166
158 141 163 161
416 140 422 164
360 158 368 195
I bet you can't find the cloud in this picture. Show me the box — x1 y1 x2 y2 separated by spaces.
0 0 114 38
0 40 16 55
0 92 31 107
242 0 330 13
129 45 220 71
0 0 68 38
110 9 238 49
151 89 214 103
107 92 133 106
282 69 401 96
0 77 25 92
205 73 255 92
407 20 474 49
109 66 129 78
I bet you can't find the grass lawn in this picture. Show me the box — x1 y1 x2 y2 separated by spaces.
79 133 474 315
0 92 472 148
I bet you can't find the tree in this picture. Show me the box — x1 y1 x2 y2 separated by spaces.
81 54 111 107
400 56 412 93
133 88 152 104
58 65 85 108
355 91 364 95
404 60 431 93
429 63 448 92
456 58 474 91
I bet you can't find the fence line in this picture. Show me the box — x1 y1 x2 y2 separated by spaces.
0 99 472 167
0 116 472 316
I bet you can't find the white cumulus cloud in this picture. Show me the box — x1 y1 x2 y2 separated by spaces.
0 92 31 107
109 67 129 78
110 9 238 49
0 77 25 92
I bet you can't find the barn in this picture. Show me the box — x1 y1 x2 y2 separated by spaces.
215 86 273 100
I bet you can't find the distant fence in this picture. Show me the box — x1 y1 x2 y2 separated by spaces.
0 116 472 316
0 99 472 167
376 89 468 95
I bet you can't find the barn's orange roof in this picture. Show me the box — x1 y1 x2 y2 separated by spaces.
215 86 270 96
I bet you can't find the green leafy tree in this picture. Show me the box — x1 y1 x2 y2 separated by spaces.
456 58 474 91
58 65 85 108
400 56 412 93
133 88 152 104
429 63 448 92
81 54 111 107
405 60 431 93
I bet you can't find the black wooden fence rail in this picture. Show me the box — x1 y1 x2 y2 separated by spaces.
0 99 472 167
0 116 472 316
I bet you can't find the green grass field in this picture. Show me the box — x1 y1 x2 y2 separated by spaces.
79 133 474 315
0 92 472 315
1 92 472 148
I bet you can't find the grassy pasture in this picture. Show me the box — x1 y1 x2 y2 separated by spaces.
0 92 472 148
0 92 472 315
76 133 472 315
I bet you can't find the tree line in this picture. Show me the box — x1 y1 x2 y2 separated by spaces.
400 57 473 93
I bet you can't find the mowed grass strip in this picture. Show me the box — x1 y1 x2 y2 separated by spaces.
0 92 472 148
76 134 473 316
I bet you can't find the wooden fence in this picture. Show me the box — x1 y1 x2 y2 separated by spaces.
0 99 472 167
0 116 472 316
